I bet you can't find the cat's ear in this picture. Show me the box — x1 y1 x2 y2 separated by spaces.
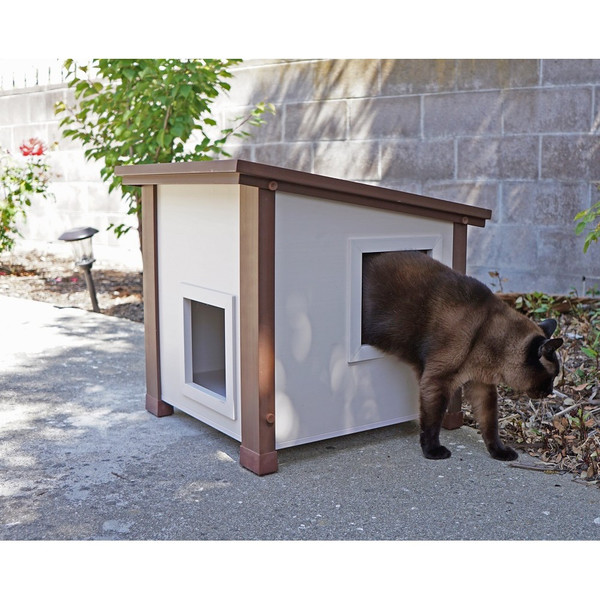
539 318 557 338
538 337 563 359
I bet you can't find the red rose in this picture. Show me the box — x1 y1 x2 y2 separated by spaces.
19 138 46 156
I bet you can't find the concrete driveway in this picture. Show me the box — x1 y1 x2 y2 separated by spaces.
1 294 599 542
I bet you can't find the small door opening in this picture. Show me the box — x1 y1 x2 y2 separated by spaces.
181 283 236 420
347 236 443 363
191 300 226 397
360 250 430 346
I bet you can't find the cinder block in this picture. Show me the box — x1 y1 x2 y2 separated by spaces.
84 183 127 213
44 182 88 213
311 59 380 100
466 222 502 270
542 135 600 180
228 60 380 105
50 149 104 183
0 94 31 126
348 96 420 140
537 228 600 277
542 59 600 85
0 127 12 148
479 269 572 295
285 100 347 142
381 60 457 95
456 59 539 90
527 274 598 297
504 88 593 133
382 139 455 181
467 223 542 291
254 142 313 173
502 181 588 225
595 87 600 134
457 136 538 179
379 180 423 195
314 140 379 180
225 60 318 105
423 181 500 218
423 91 503 138
496 224 540 269
28 89 65 123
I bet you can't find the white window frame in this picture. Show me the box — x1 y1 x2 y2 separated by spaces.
181 283 237 420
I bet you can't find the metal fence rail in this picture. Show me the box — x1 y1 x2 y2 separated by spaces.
0 59 68 91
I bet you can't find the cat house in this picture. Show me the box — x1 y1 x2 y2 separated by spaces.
117 160 491 475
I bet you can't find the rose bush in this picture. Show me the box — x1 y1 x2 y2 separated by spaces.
0 137 53 253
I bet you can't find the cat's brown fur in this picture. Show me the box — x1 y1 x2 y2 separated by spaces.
362 251 563 461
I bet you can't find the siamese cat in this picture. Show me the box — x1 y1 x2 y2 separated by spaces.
362 251 563 462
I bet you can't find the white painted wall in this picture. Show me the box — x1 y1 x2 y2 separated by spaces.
273 192 454 448
156 184 241 440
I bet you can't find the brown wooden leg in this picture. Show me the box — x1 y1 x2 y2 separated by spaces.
443 223 468 430
146 394 173 417
141 184 173 418
239 185 278 475
442 387 463 430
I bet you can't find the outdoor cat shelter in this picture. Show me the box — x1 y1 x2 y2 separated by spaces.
117 160 491 475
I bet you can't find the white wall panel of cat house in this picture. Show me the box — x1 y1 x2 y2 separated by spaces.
117 160 491 476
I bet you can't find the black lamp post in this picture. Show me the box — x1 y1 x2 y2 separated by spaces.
58 226 100 313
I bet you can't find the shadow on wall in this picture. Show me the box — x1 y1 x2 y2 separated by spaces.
219 58 600 295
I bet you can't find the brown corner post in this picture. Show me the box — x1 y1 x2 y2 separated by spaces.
141 184 173 417
239 185 278 475
443 221 468 430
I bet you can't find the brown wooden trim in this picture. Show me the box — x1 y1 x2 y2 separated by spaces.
442 392 464 430
239 185 277 475
443 222 468 429
141 185 173 417
249 179 489 227
116 160 491 227
452 222 468 274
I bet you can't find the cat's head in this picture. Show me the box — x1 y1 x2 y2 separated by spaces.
509 318 563 398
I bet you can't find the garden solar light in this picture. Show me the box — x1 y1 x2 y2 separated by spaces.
58 226 100 313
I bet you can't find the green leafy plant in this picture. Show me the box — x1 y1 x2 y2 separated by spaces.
581 307 600 377
574 190 600 253
0 138 53 253
514 292 560 318
55 59 274 248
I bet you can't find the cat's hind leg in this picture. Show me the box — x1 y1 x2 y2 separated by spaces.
464 381 518 461
418 374 452 459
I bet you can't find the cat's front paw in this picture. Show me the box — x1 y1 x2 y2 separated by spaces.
422 445 452 460
489 445 518 461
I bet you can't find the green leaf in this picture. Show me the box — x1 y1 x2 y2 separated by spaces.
575 221 587 235
582 346 598 359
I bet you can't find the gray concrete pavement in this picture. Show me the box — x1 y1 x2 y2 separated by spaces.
1 294 599 541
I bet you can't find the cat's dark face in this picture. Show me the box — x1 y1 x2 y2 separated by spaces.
507 319 563 398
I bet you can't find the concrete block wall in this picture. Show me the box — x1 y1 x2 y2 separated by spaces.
2 59 600 291
213 59 600 295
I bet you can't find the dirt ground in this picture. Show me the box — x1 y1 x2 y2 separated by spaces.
0 249 143 322
1 249 599 485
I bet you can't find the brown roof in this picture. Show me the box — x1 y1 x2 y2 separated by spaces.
116 159 491 227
